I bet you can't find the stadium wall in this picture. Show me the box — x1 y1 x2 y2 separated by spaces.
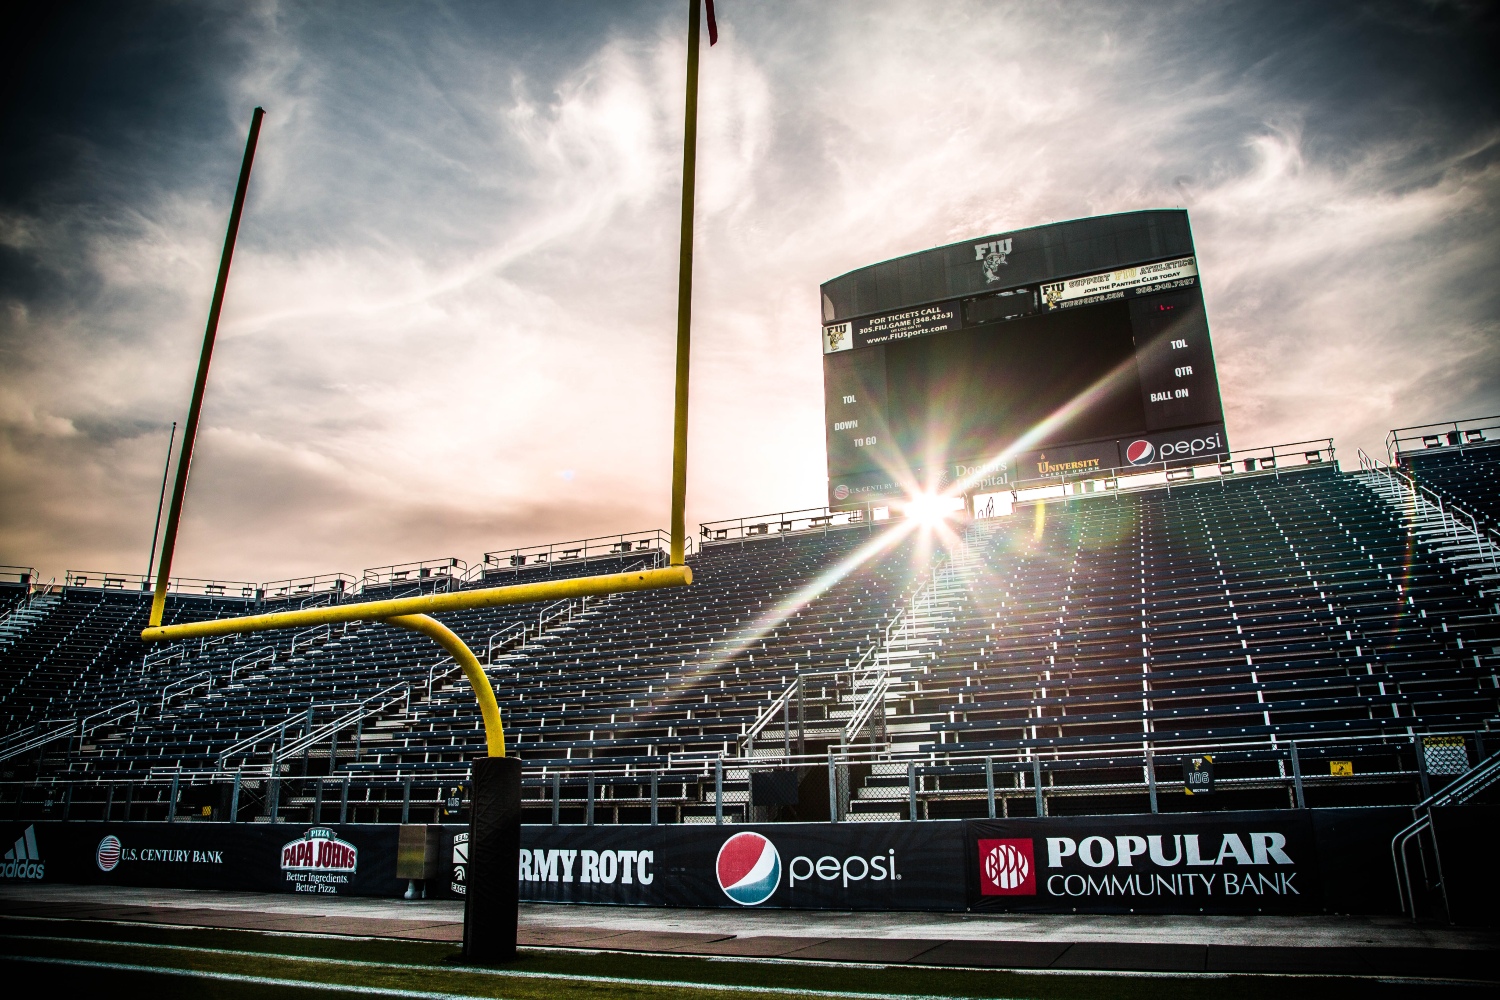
1 807 1433 918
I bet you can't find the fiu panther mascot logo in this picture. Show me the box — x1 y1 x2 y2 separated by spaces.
974 238 1013 283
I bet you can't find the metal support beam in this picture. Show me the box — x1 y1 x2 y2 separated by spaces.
714 758 723 825
1290 742 1306 808
1146 750 1159 814
1032 758 1044 816
827 752 838 824
651 773 659 826
167 770 179 823
908 760 917 821
985 757 996 819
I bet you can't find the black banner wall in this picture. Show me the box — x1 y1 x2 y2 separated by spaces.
0 821 403 898
440 821 968 911
966 812 1320 914
1 807 1423 916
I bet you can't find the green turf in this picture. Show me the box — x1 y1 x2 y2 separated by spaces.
0 916 1486 1000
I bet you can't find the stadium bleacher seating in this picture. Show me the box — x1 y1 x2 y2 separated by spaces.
1 454 1496 824
1401 440 1500 530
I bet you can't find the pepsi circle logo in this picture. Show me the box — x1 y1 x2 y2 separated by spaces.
96 835 121 872
833 484 850 501
1125 440 1155 465
716 832 781 906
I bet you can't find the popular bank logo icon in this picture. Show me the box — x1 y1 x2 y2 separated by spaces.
1125 440 1155 465
717 832 782 906
96 835 122 872
978 838 1036 896
833 484 850 501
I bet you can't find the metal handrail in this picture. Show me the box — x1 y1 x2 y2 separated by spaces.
230 644 277 681
159 672 211 713
1391 745 1500 919
80 700 140 737
0 721 77 764
1358 450 1500 575
288 623 330 654
275 683 411 763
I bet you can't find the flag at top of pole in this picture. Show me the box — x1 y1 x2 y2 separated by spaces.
706 0 718 45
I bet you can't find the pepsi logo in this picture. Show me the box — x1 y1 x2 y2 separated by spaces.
716 832 781 906
978 838 1036 895
833 484 850 501
1125 440 1155 465
96 835 121 872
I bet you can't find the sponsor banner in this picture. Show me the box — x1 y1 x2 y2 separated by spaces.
850 303 962 349
967 812 1320 914
830 460 1012 510
1015 440 1121 483
435 822 968 911
1120 424 1228 468
0 822 401 897
1039 257 1198 312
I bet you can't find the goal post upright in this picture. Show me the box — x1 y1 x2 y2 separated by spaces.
138 0 714 966
149 107 265 629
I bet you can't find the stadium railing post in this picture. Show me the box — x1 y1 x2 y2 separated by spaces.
339 779 349 823
908 760 917 821
1414 736 1431 800
402 777 412 823
1289 742 1306 808
123 782 134 822
313 778 324 823
1145 750 1158 814
651 773 659 826
714 759 723 825
828 753 839 823
551 774 560 826
1032 759 1045 817
167 769 179 823
587 775 596 826
985 758 995 819
62 784 72 822
268 770 279 822
229 773 240 824
463 754 521 964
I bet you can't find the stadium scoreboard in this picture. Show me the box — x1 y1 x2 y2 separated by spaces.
820 210 1227 509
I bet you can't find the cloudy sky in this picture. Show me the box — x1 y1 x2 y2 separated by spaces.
1 0 1496 585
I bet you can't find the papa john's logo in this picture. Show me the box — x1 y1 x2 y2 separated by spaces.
717 832 781 906
1125 440 1155 465
281 827 358 873
978 838 1036 895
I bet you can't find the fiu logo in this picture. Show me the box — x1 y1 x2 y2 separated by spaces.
974 238 1013 283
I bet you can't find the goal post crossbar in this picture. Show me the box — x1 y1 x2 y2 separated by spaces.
139 564 693 758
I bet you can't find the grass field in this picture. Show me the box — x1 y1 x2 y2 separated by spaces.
0 916 1487 999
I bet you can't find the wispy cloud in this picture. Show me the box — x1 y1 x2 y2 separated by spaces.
1 0 1495 582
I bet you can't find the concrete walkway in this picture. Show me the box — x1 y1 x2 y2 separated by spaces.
3 884 1496 978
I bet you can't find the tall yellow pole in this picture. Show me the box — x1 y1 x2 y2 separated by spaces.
149 107 266 626
669 0 702 566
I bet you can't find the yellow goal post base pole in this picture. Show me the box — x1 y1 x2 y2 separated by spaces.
139 563 692 758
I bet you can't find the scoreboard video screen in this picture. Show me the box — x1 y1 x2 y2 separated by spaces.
820 210 1227 509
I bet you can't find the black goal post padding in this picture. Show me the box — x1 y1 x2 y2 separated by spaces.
462 754 522 963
